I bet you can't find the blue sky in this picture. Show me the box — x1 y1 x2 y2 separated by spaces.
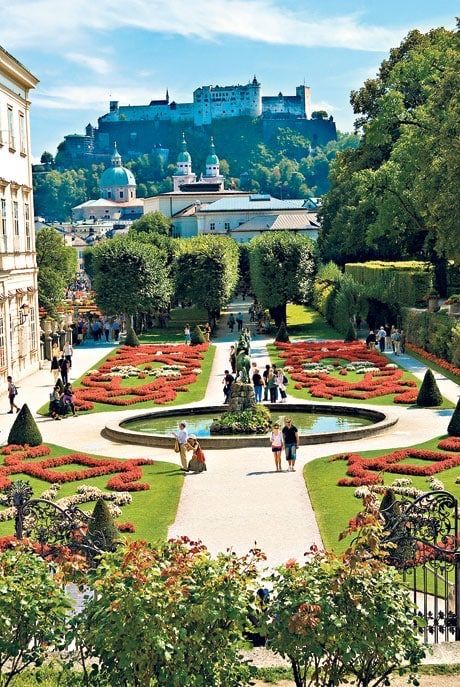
2 0 457 158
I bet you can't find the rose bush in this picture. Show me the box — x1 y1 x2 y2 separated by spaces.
74 343 208 411
276 341 418 403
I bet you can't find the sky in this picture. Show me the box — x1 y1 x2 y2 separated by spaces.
1 0 458 158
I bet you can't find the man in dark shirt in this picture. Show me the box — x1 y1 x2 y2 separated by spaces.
252 368 263 403
282 417 299 472
223 370 234 404
262 364 271 401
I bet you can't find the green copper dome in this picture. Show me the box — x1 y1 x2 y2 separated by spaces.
206 136 219 165
177 133 191 164
100 165 136 188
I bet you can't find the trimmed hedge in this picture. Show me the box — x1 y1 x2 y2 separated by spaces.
8 404 42 447
448 399 460 436
345 261 433 307
416 369 442 407
402 309 458 365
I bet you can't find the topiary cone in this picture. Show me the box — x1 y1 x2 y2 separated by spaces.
344 322 356 342
447 398 460 436
191 324 206 345
275 322 290 343
416 369 442 407
89 499 120 551
8 404 42 447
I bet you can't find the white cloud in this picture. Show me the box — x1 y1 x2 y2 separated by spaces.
33 85 180 111
65 53 111 75
3 0 417 53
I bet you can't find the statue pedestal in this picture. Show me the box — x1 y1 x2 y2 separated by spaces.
228 382 256 413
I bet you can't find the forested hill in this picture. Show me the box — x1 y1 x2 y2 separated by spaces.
33 117 358 221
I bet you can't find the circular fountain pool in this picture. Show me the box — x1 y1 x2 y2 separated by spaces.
105 403 397 449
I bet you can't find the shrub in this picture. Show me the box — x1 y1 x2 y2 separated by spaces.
191 324 206 344
275 322 290 343
89 499 120 551
76 539 262 686
8 404 42 447
448 398 460 436
0 549 70 685
124 327 140 347
345 261 433 307
210 404 272 435
416 369 442 407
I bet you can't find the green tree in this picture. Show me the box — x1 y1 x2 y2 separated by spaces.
311 110 328 119
0 549 70 687
175 235 239 327
76 539 261 686
129 211 172 236
249 232 315 326
92 236 172 333
40 151 54 165
35 227 77 314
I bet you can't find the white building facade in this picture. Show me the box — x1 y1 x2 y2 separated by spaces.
0 46 40 389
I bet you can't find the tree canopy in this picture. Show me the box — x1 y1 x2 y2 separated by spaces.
35 227 77 314
128 211 172 236
91 236 172 322
249 232 315 325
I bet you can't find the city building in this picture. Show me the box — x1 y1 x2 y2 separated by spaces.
196 194 319 242
0 46 40 388
72 144 144 221
145 135 249 237
56 78 336 161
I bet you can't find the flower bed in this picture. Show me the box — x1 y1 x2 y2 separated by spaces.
0 444 153 492
406 343 460 379
74 343 208 411
331 437 460 486
275 341 418 403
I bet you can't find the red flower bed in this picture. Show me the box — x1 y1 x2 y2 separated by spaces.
117 522 136 533
0 444 153 491
275 340 418 403
331 437 460 486
406 343 460 379
74 343 208 411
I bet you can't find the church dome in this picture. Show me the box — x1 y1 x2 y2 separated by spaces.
100 165 136 188
206 136 219 166
177 150 191 163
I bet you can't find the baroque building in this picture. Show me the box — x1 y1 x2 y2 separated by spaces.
0 46 40 388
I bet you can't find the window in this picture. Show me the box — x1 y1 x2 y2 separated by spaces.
209 222 215 231
29 305 37 351
0 197 6 238
19 113 26 154
24 203 31 250
119 190 124 199
0 309 5 369
12 201 19 235
224 222 230 231
107 190 112 198
7 106 15 150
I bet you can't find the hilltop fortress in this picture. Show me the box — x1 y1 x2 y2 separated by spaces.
59 77 336 162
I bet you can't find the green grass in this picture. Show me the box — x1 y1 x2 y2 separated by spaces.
38 345 216 415
0 444 183 542
406 346 460 385
285 304 342 339
139 305 210 343
303 435 460 554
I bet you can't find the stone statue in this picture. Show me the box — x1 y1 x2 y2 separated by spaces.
236 349 251 383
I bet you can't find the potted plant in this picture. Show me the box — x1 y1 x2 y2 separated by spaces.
445 294 460 315
425 290 440 313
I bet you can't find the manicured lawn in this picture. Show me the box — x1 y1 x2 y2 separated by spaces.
39 345 216 415
139 305 210 343
406 346 460 385
0 444 183 542
286 304 342 339
304 435 460 553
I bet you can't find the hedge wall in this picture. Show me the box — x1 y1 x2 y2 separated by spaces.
345 261 433 308
402 308 459 365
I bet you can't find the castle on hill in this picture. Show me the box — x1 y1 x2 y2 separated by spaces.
59 77 336 162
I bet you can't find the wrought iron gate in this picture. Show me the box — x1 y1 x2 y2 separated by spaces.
382 490 460 643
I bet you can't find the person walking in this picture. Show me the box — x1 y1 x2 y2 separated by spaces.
276 368 287 403
223 369 234 404
184 324 191 346
104 319 111 342
186 435 207 473
377 326 386 353
229 345 237 374
391 328 401 355
59 354 69 386
204 323 212 343
263 364 271 401
267 368 278 403
384 323 392 352
172 421 189 471
7 376 19 414
400 328 406 354
111 318 121 342
270 423 284 472
236 312 243 331
252 367 264 403
227 313 235 332
365 330 376 349
282 417 299 472
63 340 73 368
51 344 61 383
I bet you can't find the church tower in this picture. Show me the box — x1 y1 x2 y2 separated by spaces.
202 136 224 188
173 133 196 191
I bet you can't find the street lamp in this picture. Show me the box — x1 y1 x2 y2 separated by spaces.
18 302 30 325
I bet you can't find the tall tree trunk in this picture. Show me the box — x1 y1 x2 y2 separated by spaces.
270 303 287 327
